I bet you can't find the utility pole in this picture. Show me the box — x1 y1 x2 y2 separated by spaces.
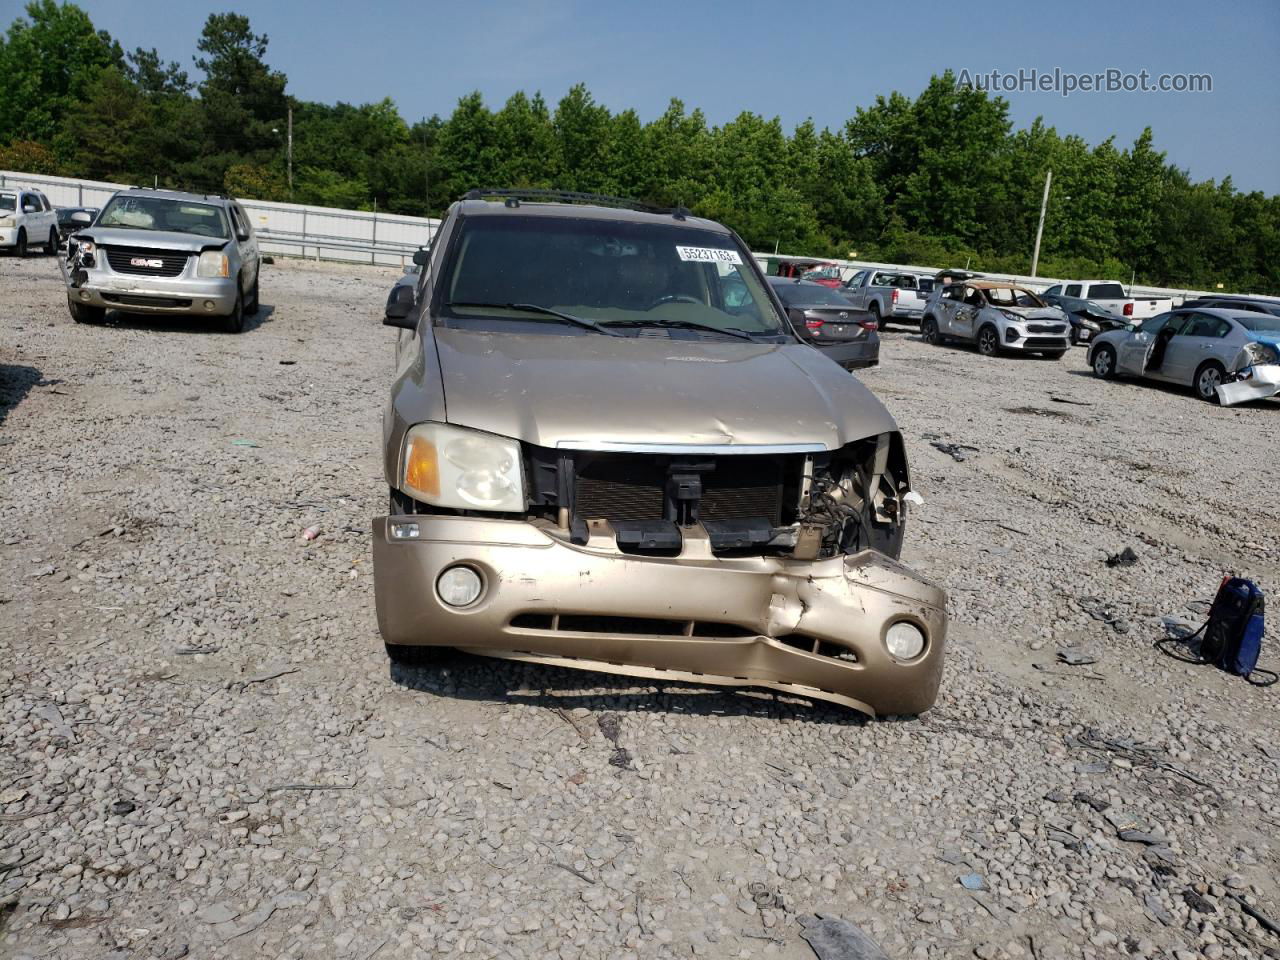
1030 168 1052 278
287 104 294 200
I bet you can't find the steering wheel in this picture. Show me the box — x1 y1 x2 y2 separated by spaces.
644 294 702 310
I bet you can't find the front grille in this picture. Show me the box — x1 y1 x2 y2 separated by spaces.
103 245 189 278
572 453 791 526
101 293 192 308
1025 336 1068 349
1026 323 1066 334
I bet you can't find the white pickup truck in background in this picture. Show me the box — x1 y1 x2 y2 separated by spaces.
841 269 932 327
1040 280 1172 321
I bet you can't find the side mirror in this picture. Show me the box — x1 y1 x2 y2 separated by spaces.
71 211 93 224
384 285 416 327
412 247 430 266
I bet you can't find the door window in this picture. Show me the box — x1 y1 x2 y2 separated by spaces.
1181 313 1231 338
1064 284 1081 297
1137 312 1171 334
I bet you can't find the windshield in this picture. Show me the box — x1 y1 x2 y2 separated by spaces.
984 286 1046 308
440 215 785 336
773 281 855 308
0 194 15 213
97 196 229 238
1238 314 1280 333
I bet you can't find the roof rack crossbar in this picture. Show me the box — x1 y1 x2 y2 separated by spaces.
461 188 690 219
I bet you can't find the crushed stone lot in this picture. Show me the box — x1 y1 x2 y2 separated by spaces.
2 254 1278 960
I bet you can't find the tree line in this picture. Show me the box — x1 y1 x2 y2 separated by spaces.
1 1 1275 293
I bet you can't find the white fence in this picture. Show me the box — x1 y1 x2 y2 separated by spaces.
3 169 1269 302
0 170 439 268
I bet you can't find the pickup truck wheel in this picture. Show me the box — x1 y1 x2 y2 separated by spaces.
245 272 260 315
14 229 27 258
977 325 1000 356
1193 360 1225 403
67 296 105 324
222 287 245 334
385 644 454 668
868 303 882 330
1091 344 1117 379
921 316 940 345
45 228 59 254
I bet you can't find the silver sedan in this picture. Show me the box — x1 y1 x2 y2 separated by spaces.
1087 307 1280 404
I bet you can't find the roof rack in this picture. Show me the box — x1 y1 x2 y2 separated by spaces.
461 188 690 219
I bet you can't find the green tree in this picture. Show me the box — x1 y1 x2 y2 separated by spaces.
54 65 150 181
0 0 122 142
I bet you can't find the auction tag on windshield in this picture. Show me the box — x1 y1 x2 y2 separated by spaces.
675 245 742 264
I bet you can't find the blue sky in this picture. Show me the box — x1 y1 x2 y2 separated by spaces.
18 0 1280 193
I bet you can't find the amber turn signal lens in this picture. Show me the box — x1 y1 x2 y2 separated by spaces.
404 435 440 497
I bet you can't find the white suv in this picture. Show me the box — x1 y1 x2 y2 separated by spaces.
0 186 59 257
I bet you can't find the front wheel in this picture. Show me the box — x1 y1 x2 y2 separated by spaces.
1194 361 1225 403
68 296 105 324
14 229 27 258
1091 344 1117 379
245 271 260 315
46 228 59 254
222 287 245 334
921 316 940 345
977 325 999 356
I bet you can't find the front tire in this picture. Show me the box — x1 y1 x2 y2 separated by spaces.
921 316 940 345
245 271 260 315
46 228 59 254
14 228 27 258
385 644 453 668
1091 344 1117 379
977 325 999 356
67 296 105 324
1194 361 1225 403
222 287 245 334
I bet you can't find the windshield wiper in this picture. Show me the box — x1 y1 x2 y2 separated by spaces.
605 318 763 342
446 301 620 336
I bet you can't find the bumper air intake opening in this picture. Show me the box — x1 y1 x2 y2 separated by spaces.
775 634 859 663
508 613 757 639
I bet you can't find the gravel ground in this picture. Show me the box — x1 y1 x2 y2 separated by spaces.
1 253 1278 960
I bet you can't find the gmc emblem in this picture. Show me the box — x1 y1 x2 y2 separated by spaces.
130 257 164 268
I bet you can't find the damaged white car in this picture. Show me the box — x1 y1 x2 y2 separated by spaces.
1088 307 1280 405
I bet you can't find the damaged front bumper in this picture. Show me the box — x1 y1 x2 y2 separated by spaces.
372 515 948 716
1216 364 1280 406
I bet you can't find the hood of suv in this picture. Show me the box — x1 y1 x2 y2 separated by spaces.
431 329 897 450
79 228 228 252
996 305 1064 322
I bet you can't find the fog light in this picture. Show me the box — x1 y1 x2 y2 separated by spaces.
389 522 420 540
79 290 91 301
885 621 925 661
437 565 482 607
203 300 216 311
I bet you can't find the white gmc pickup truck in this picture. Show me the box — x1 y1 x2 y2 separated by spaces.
1040 279 1172 321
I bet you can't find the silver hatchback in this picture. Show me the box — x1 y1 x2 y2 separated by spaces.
64 189 261 333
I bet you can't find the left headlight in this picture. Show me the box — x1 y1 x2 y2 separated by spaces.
999 310 1023 323
197 250 229 278
1244 341 1280 366
400 423 525 513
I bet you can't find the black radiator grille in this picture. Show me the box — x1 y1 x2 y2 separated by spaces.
103 245 190 278
573 453 789 526
1024 336 1067 349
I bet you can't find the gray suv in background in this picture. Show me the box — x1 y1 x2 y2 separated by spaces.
64 188 261 333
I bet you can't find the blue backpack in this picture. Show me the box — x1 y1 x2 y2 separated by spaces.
1159 577 1276 687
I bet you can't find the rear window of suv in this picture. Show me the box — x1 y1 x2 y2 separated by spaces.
1087 283 1126 299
